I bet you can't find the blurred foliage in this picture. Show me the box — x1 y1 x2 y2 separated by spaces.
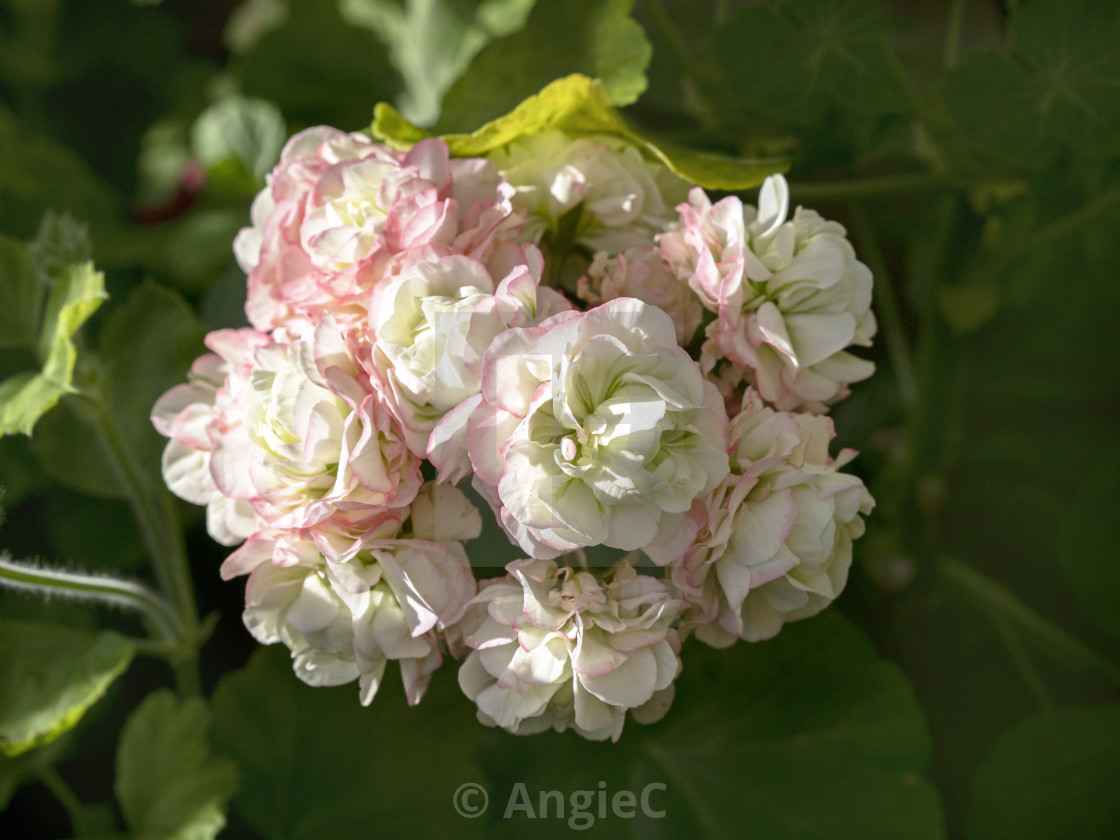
0 0 1118 837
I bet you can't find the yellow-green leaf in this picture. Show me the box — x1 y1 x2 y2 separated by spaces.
0 619 133 757
370 102 434 149
440 74 628 156
373 74 787 190
0 260 106 437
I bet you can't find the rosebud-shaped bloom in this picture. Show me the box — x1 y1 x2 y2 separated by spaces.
489 130 686 254
239 483 480 705
650 389 874 645
369 241 570 455
457 557 682 741
577 246 704 346
153 320 422 545
660 176 876 412
463 298 729 559
235 128 523 336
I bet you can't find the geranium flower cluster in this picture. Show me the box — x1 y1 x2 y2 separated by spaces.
154 124 875 741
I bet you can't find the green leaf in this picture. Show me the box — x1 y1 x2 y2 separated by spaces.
26 400 125 499
1010 0 1120 158
710 0 909 125
943 0 1120 166
97 283 207 484
0 260 106 437
942 53 1054 167
190 95 286 183
29 210 93 282
238 0 400 131
36 263 105 386
374 74 787 190
210 646 488 840
477 611 945 839
642 137 790 192
29 282 206 498
437 0 650 132
340 0 535 127
116 690 239 840
433 74 631 156
0 235 43 349
0 618 133 757
967 706 1120 839
371 102 435 148
0 434 49 509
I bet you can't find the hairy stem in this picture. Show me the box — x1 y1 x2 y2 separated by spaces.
0 553 182 642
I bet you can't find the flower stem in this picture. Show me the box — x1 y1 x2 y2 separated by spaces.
848 203 918 408
989 612 1054 711
35 766 91 836
976 182 1120 286
75 393 202 695
790 172 958 205
1025 182 1120 253
0 554 182 642
939 555 1120 687
943 0 968 69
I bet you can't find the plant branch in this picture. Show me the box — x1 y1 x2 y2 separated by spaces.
790 172 958 204
989 612 1054 711
1031 182 1120 250
35 766 92 836
980 182 1120 283
939 555 1120 687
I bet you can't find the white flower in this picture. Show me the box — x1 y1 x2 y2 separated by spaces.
457 556 682 741
652 389 874 645
239 483 480 705
242 559 365 689
153 320 422 551
489 130 686 254
234 129 524 337
212 321 421 530
577 245 704 345
369 241 569 455
152 336 258 546
463 298 729 559
660 176 877 412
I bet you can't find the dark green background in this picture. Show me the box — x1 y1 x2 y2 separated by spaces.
1 0 1118 837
